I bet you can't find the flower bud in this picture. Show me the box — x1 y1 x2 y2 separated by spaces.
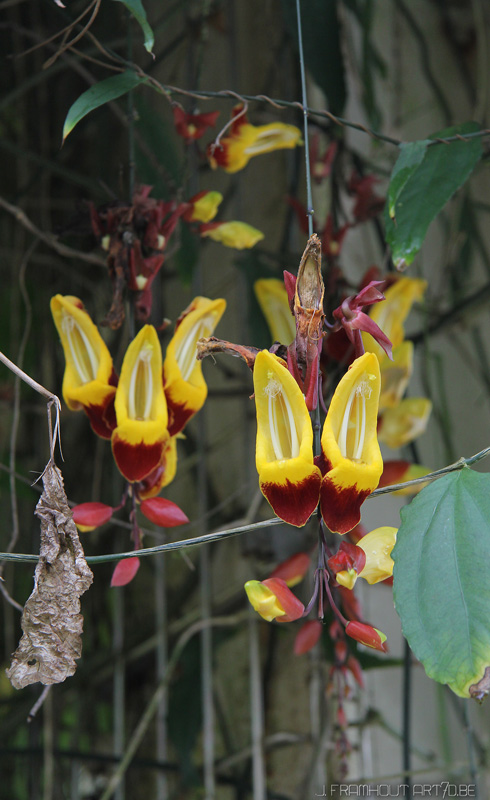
72 502 113 532
345 621 387 652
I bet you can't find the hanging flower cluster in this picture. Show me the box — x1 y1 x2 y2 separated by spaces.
197 235 400 669
51 292 225 584
88 185 262 329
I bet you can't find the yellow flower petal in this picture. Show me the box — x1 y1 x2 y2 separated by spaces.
187 191 223 223
244 580 286 622
254 350 321 527
201 221 264 249
363 277 427 360
50 294 115 411
163 297 226 435
379 340 414 411
358 527 397 584
378 397 432 449
112 325 168 482
320 353 383 534
254 278 296 346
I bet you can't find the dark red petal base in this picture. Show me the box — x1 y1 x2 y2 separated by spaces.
320 476 370 535
261 473 321 528
84 396 117 439
166 399 195 437
112 434 165 483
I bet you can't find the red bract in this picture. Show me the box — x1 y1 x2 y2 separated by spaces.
378 460 412 487
346 655 364 688
140 497 189 527
172 104 220 141
111 557 141 587
294 620 323 655
269 552 311 587
334 639 348 664
72 502 113 531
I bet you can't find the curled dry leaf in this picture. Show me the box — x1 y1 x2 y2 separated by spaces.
7 464 93 689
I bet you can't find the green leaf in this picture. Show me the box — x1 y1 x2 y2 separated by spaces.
113 0 154 54
62 70 146 142
393 467 490 698
281 0 346 115
384 122 482 267
387 139 431 219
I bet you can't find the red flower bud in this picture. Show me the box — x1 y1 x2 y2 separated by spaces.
140 497 189 527
294 620 322 655
334 638 348 663
72 502 113 532
345 621 387 652
111 557 141 587
269 552 311 587
346 655 364 688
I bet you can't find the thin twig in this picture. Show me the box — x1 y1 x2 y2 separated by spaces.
43 0 102 69
0 580 24 613
0 196 106 266
27 686 52 723
17 0 98 58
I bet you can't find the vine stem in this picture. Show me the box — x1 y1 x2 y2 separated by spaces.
1 446 489 566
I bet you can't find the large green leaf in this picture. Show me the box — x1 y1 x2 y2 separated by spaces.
387 139 431 220
281 0 346 115
384 122 482 267
393 467 490 698
113 0 154 54
62 71 147 142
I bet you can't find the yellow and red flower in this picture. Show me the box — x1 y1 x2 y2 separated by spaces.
50 294 117 438
199 220 264 249
172 104 220 142
183 191 223 223
112 325 169 483
378 397 432 449
253 350 322 527
163 297 226 436
378 340 413 410
362 276 427 361
208 105 302 173
329 527 397 589
244 578 304 622
319 352 383 534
